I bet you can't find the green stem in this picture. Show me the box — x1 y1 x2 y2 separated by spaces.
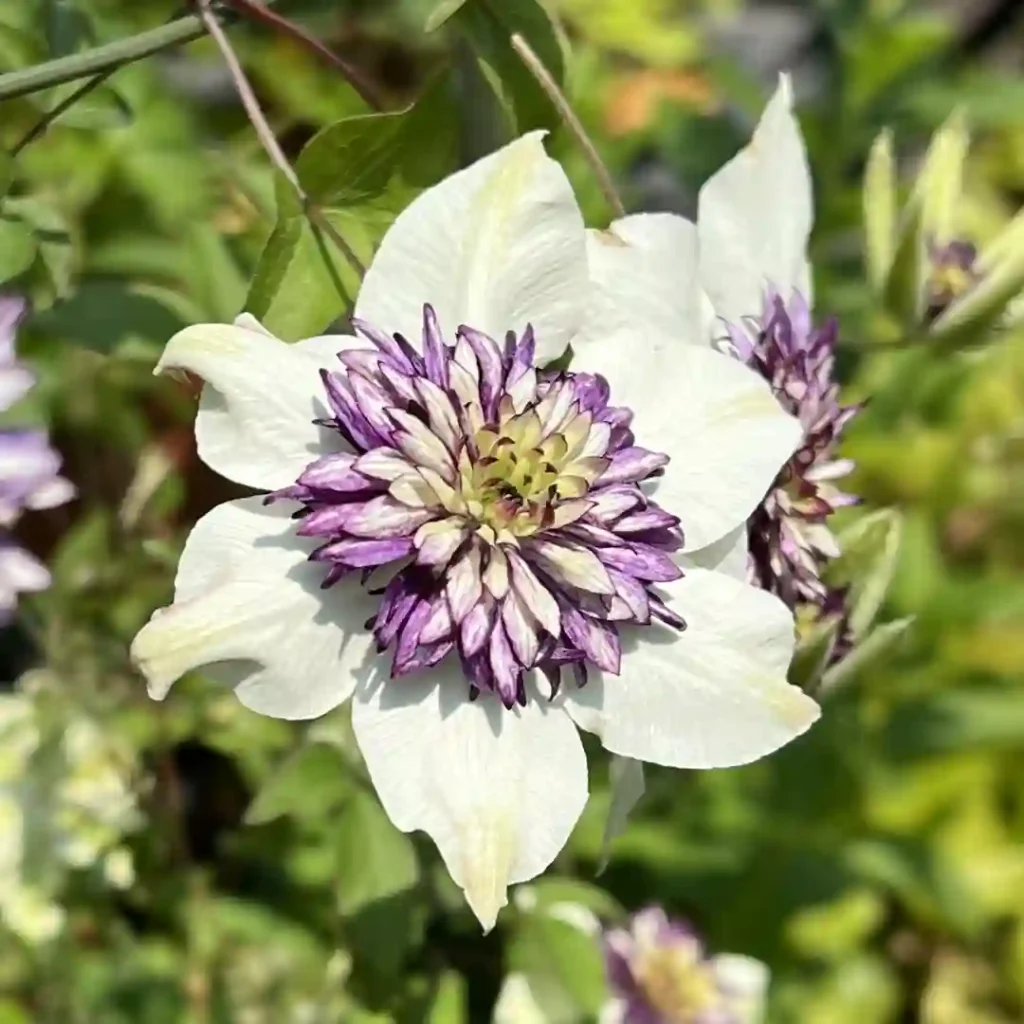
0 5 256 102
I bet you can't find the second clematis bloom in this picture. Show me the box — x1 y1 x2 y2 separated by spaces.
131 132 819 930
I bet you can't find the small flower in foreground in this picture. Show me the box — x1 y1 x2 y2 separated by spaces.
602 907 769 1024
925 239 980 321
0 298 75 620
131 132 819 930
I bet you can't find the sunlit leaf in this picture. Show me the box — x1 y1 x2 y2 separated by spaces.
245 742 353 825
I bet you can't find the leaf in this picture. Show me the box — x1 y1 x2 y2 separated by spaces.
297 75 457 207
32 82 134 131
833 508 904 638
0 150 14 198
882 194 927 328
885 685 1024 759
863 129 895 292
0 215 37 284
424 0 470 32
453 0 566 134
819 617 913 695
425 971 467 1024
43 0 93 58
916 110 969 245
599 756 645 873
244 742 352 825
335 789 419 915
507 913 607 1017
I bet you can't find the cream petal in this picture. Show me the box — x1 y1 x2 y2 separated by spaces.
698 74 813 325
677 525 750 580
157 317 365 491
580 213 714 346
351 668 587 932
355 133 588 363
131 497 377 720
563 568 819 769
577 327 801 550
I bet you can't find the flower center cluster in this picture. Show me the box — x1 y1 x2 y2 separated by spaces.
635 944 719 1022
277 305 684 708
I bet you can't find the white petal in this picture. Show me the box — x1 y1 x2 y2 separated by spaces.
0 547 50 594
599 756 645 872
677 525 750 580
712 954 771 1024
351 667 587 931
131 497 377 720
157 318 364 490
579 214 714 346
563 568 819 769
698 74 813 325
578 328 801 550
356 133 588 363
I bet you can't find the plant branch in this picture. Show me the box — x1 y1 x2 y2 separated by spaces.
510 32 625 219
194 0 365 282
221 0 384 111
11 68 117 156
0 8 229 102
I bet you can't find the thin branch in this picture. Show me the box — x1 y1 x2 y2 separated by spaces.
194 0 365 282
221 0 384 111
510 32 625 219
0 7 236 101
11 68 117 156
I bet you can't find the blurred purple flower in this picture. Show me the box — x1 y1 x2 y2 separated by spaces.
0 298 74 621
602 907 768 1024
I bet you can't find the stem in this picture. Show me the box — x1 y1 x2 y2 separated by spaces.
510 32 625 219
223 0 384 111
195 0 365 281
0 9 226 101
11 69 116 155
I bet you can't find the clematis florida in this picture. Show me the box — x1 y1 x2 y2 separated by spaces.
131 132 819 930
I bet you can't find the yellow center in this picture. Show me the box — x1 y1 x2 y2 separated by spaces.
458 395 608 539
634 945 720 1023
928 263 974 306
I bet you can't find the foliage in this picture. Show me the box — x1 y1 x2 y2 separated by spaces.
2 0 1024 1020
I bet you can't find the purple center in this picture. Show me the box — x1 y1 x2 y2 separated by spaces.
275 305 685 708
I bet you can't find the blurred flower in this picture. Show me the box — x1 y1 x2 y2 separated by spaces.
132 134 819 930
602 907 769 1024
864 114 1024 344
0 297 75 620
0 677 138 945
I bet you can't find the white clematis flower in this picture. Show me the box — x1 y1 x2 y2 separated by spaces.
590 75 858 860
131 131 819 931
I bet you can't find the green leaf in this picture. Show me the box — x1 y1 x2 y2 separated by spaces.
863 129 895 292
833 508 904 638
915 110 969 244
245 742 352 825
0 215 38 284
425 971 467 1024
33 82 134 131
335 789 419 915
0 150 14 198
882 196 927 328
43 0 93 58
424 0 470 32
820 617 913 695
297 75 458 208
507 913 607 1018
453 0 566 134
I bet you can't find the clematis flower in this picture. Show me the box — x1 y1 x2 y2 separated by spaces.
602 907 769 1024
584 75 857 634
0 297 75 620
131 132 819 930
586 76 854 855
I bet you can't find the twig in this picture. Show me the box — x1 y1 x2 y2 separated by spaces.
0 7 240 101
194 0 365 281
510 32 625 219
221 0 384 111
11 68 117 155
